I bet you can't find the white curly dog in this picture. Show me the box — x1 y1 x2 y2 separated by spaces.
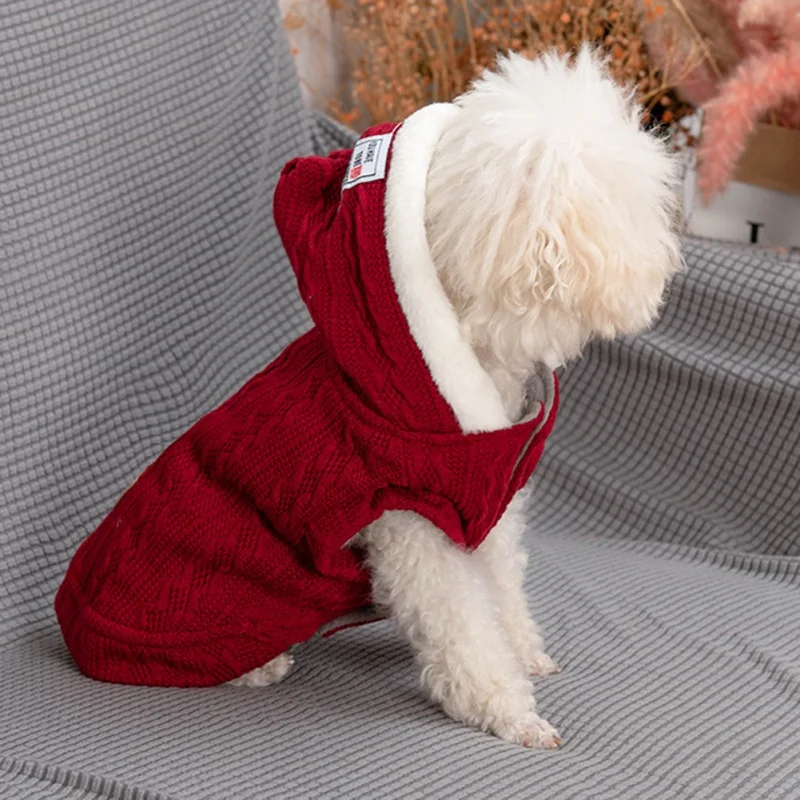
234 47 682 749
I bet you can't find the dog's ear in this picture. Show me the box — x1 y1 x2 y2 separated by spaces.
540 176 681 338
492 184 574 315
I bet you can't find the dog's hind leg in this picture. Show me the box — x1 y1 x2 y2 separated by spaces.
229 651 295 687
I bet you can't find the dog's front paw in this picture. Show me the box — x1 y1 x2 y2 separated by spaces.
494 711 562 749
524 650 561 678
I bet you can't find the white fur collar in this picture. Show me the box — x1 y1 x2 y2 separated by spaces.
384 104 517 435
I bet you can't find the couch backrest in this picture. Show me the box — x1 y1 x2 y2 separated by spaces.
0 0 313 643
533 239 800 558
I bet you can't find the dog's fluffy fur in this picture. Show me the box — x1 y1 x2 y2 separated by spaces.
236 47 682 749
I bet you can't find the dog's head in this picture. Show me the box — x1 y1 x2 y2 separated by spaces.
425 46 683 371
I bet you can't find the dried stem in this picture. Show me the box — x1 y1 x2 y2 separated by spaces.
665 0 723 80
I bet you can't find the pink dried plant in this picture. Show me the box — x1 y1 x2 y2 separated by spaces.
695 0 800 201
697 45 800 199
737 0 800 33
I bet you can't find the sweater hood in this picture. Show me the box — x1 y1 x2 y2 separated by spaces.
273 105 555 435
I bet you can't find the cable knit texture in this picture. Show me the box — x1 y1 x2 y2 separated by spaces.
54 124 558 688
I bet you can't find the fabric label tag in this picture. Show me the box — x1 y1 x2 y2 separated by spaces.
342 132 394 190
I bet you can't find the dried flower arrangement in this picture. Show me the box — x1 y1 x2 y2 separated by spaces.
325 0 709 139
283 0 800 201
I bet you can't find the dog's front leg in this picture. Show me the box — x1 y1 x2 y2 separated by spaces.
356 510 560 749
476 495 560 678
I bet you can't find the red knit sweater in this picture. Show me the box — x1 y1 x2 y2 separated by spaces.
55 118 558 687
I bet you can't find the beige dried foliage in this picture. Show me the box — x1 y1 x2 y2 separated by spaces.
286 0 714 137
